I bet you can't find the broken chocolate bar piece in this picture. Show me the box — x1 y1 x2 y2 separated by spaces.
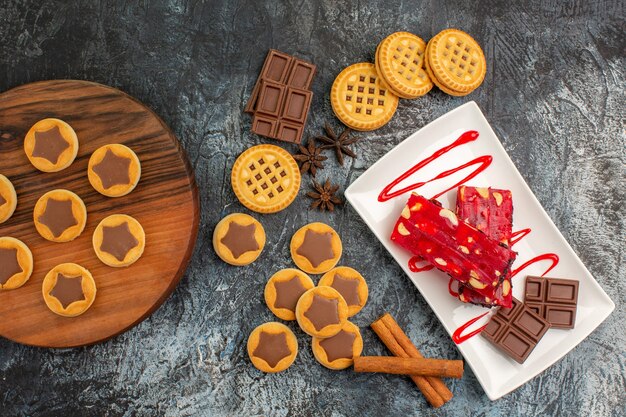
456 186 513 245
524 276 579 329
391 193 517 302
482 297 550 363
246 49 316 144
456 185 514 308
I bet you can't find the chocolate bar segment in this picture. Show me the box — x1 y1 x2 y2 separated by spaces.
524 276 578 329
256 81 286 117
390 193 517 302
482 297 550 363
246 49 316 144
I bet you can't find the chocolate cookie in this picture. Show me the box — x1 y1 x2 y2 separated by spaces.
92 214 146 267
295 286 348 338
0 237 34 290
0 174 17 224
33 189 87 243
213 213 265 266
247 322 298 373
88 144 141 197
24 118 79 172
42 263 96 317
264 268 315 320
312 320 363 370
290 222 342 274
319 267 368 317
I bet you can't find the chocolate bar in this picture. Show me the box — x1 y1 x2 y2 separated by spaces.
456 186 513 245
524 276 579 329
246 49 316 144
456 185 514 308
482 297 550 363
390 193 517 302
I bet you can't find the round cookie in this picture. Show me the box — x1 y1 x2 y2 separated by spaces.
93 214 145 267
265 268 315 321
0 174 17 224
33 189 87 243
312 320 363 370
424 41 471 97
247 322 298 373
24 118 79 172
330 62 399 131
319 267 368 317
231 144 301 214
213 213 265 266
427 29 486 94
88 144 141 197
295 286 348 338
290 222 342 274
376 32 433 99
42 263 96 317
0 237 34 290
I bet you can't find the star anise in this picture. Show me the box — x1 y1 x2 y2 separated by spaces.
316 123 360 165
307 179 342 212
292 139 327 176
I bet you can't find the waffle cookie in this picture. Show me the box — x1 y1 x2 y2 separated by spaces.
375 32 433 99
247 322 298 373
0 237 34 290
264 268 315 321
312 320 363 370
319 267 368 317
88 144 141 197
0 174 17 224
231 144 301 213
24 118 79 172
426 29 486 96
290 222 342 274
93 214 145 267
33 189 87 243
42 263 96 317
331 63 399 131
295 286 348 338
213 213 265 266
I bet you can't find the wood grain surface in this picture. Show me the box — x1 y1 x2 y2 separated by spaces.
0 80 199 348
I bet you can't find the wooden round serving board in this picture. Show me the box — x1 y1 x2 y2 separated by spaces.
0 80 199 348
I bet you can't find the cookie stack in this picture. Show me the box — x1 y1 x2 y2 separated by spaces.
331 29 486 131
242 222 369 373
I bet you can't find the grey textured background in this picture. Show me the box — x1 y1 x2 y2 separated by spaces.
0 1 624 416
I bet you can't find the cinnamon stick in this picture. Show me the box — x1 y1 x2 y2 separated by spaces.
354 356 464 379
371 313 454 407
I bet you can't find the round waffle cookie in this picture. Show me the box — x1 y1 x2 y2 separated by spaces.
427 29 486 94
331 63 399 131
231 145 301 214
424 42 471 97
376 32 433 99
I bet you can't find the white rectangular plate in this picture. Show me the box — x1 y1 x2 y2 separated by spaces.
345 101 614 400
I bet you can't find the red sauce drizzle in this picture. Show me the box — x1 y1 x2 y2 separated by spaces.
510 253 560 279
378 130 492 202
509 228 532 247
408 256 434 273
451 311 490 344
448 278 460 297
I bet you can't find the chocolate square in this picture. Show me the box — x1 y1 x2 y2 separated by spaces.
524 276 579 329
261 50 294 84
481 297 550 363
276 121 303 144
286 60 316 89
281 88 312 124
251 115 278 138
256 81 286 118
